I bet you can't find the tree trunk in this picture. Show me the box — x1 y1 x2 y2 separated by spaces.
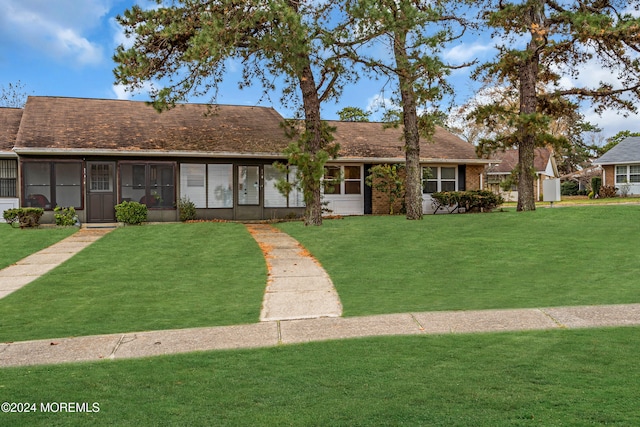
517 3 542 212
394 29 423 220
299 62 324 226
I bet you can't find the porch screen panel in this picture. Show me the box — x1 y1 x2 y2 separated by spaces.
180 164 206 208
24 163 52 208
288 166 305 207
55 163 82 208
150 164 175 208
264 164 287 207
208 164 233 208
0 159 17 198
238 165 259 205
120 164 146 203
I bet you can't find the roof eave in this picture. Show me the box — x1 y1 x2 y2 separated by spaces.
13 147 288 159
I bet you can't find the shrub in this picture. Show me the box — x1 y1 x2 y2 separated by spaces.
591 176 602 195
3 208 44 228
115 201 148 225
54 206 78 226
599 185 618 198
177 196 197 221
431 190 504 213
561 181 579 196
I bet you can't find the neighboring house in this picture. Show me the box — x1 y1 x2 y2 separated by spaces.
0 107 21 221
2 96 490 223
485 147 559 202
593 137 640 195
558 165 602 193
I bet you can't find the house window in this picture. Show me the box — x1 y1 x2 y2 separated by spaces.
323 165 362 195
180 164 206 208
89 164 113 192
423 166 457 193
0 159 17 198
616 165 640 184
23 161 83 209
264 164 305 208
120 162 175 208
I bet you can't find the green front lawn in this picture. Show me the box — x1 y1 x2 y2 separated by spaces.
0 223 266 342
2 328 639 426
278 205 640 316
0 226 77 270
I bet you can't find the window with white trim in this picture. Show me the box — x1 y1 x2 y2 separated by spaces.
323 165 362 195
423 166 457 193
616 165 640 184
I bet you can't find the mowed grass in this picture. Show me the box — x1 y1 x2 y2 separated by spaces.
0 223 266 342
278 205 640 316
2 328 640 426
0 226 77 269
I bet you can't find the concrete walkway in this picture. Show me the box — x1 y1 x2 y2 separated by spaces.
246 224 342 321
0 226 114 299
2 304 640 367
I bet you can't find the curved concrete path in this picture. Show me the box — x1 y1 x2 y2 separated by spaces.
246 224 343 322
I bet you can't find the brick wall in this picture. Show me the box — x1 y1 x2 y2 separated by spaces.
370 167 406 215
465 164 484 190
603 165 614 187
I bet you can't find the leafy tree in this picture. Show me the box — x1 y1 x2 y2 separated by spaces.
0 81 29 108
365 164 405 214
337 106 371 122
471 0 640 211
338 0 470 219
113 0 353 225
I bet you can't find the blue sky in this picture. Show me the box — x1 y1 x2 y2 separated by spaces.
0 0 638 140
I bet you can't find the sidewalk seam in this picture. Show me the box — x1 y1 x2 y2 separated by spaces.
538 308 567 329
108 334 127 359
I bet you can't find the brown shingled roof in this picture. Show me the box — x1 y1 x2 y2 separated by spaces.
14 97 482 163
15 96 291 154
488 147 552 173
331 121 478 161
0 107 23 153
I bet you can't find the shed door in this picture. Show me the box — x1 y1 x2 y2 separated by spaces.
87 162 116 222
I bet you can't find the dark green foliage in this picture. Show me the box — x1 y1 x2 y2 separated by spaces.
53 206 77 226
365 164 405 214
431 190 504 212
591 176 602 196
337 106 371 122
561 180 579 196
115 201 147 225
177 197 197 221
3 208 44 228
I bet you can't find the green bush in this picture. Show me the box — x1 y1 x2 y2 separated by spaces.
177 196 197 221
591 176 602 196
3 208 44 228
431 190 504 213
115 201 148 225
561 181 579 196
54 206 78 226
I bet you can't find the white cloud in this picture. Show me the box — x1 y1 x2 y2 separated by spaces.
0 0 112 66
112 81 156 100
444 42 493 64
